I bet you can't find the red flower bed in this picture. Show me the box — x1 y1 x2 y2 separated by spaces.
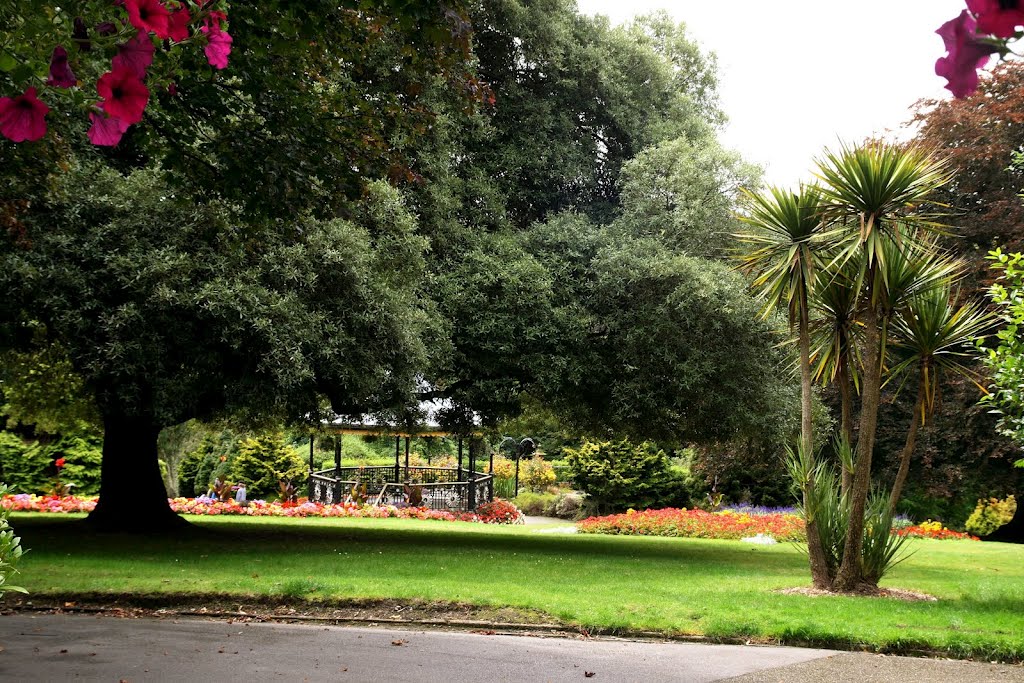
576 507 806 541
1 494 523 525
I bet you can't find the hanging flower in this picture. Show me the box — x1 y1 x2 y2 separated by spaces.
46 46 77 88
0 87 49 143
201 24 232 70
113 30 156 80
124 0 172 39
935 11 998 98
88 111 130 146
97 68 150 124
967 0 1024 38
168 4 191 43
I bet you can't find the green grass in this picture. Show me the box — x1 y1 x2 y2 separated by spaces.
9 513 1024 661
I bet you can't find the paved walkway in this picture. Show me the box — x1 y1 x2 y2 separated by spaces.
1 614 1021 682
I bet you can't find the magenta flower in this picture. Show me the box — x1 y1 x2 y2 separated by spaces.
88 111 130 146
967 0 1024 38
168 5 191 43
46 46 77 88
0 87 49 142
97 68 150 124
112 30 155 79
125 0 171 39
936 11 998 98
201 25 232 69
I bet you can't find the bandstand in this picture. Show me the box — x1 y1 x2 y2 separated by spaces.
307 421 493 512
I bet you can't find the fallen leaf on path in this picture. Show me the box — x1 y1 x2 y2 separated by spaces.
585 672 596 678
391 640 407 646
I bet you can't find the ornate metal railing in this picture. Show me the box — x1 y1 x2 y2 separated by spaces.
308 467 494 512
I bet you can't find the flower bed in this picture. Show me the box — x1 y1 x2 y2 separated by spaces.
895 520 979 541
577 507 806 541
1 495 523 525
1 493 96 513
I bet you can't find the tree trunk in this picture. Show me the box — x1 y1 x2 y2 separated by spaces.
87 412 187 532
838 355 854 498
888 375 926 518
799 292 832 589
834 301 883 591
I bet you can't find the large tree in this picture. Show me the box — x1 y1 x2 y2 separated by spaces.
1 166 430 530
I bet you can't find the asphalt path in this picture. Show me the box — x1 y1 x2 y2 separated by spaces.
0 613 1021 682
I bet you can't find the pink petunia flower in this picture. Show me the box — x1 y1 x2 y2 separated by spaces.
935 11 998 99
46 46 77 88
88 110 130 146
0 87 49 142
201 25 232 69
168 4 191 43
125 0 171 39
97 68 150 124
113 30 155 79
967 0 1024 38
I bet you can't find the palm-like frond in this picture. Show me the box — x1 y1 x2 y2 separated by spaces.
735 184 829 323
815 142 953 270
810 252 863 389
889 286 996 419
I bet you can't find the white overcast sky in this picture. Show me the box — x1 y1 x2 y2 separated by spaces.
576 0 968 187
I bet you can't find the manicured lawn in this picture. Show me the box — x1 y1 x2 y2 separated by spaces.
9 513 1024 661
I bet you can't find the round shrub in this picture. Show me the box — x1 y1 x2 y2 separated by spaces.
230 432 306 499
565 438 685 514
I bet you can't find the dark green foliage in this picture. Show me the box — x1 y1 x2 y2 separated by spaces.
0 432 101 495
0 432 49 494
230 432 306 500
179 430 240 498
872 373 1022 528
687 443 795 508
565 439 686 514
525 215 799 445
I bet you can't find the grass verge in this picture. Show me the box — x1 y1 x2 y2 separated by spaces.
8 513 1024 661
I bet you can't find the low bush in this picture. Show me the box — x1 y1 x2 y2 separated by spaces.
552 491 584 519
520 455 556 492
230 432 306 499
512 491 555 516
965 495 1017 537
565 439 686 514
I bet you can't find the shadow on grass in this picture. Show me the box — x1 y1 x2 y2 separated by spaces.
13 514 802 575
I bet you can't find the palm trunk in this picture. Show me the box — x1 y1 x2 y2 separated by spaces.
799 291 831 588
888 374 926 517
838 354 854 497
835 299 883 591
87 411 187 532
